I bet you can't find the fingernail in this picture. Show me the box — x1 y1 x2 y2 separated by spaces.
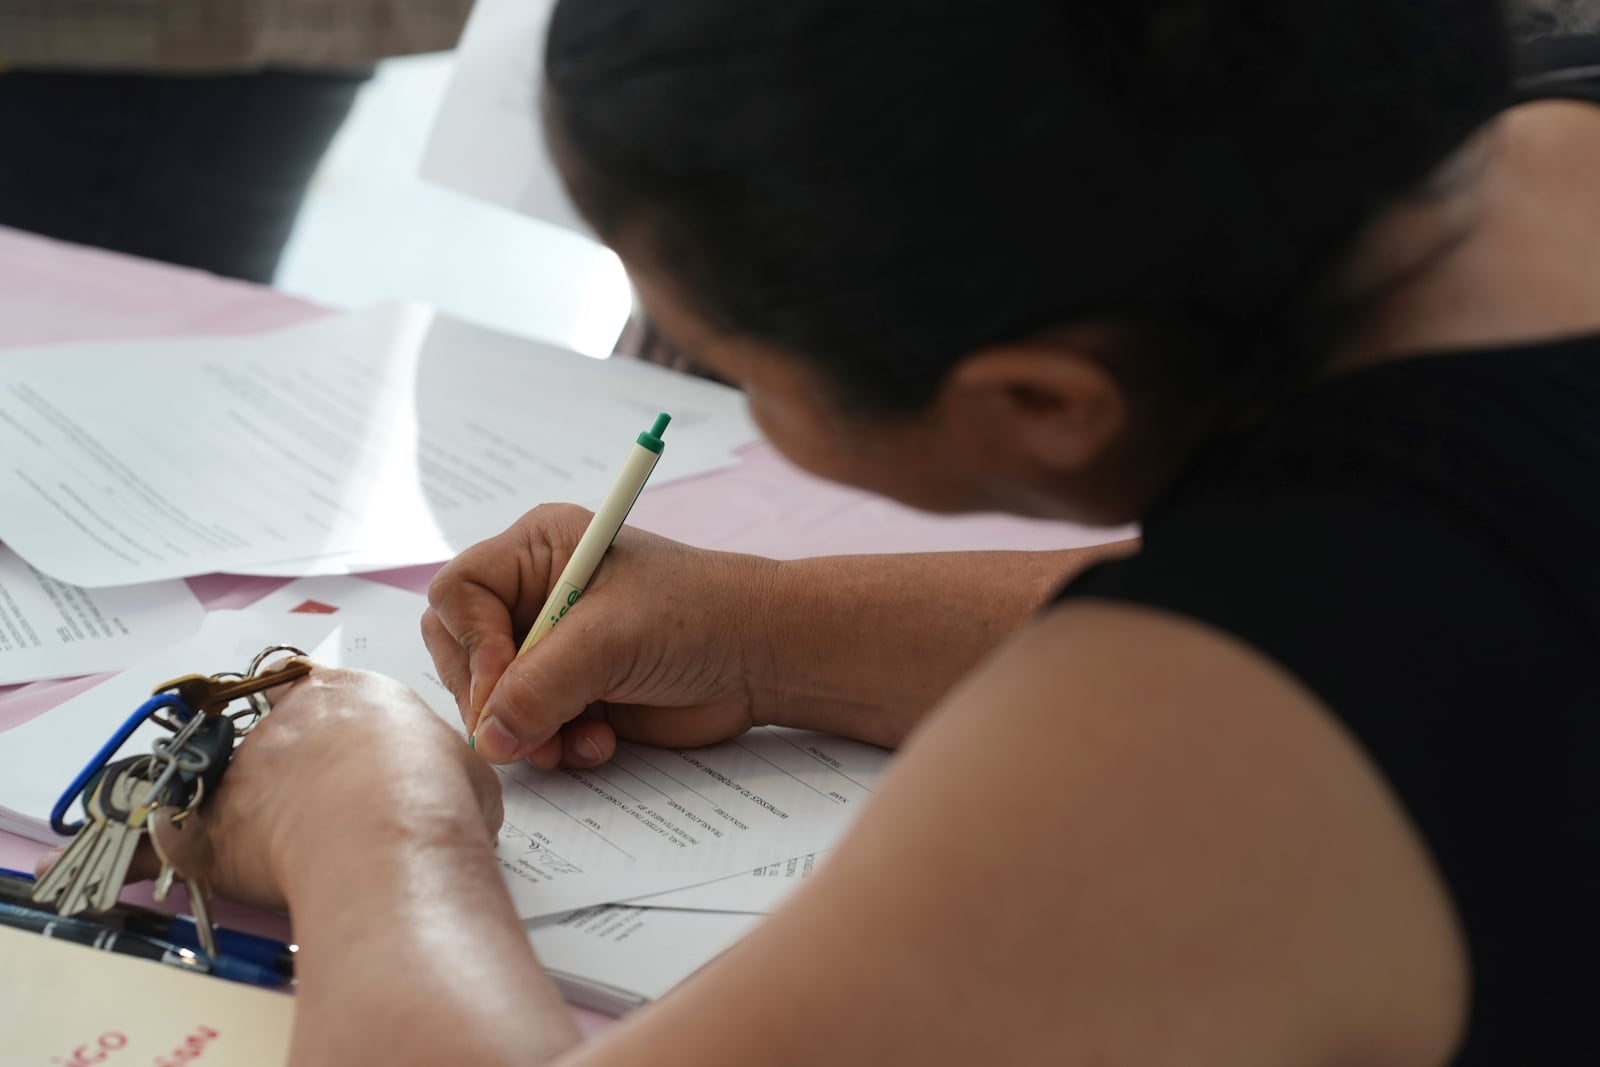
475 716 521 763
574 736 602 763
468 678 478 714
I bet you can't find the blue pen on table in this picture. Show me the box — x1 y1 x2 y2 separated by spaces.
0 899 284 988
0 868 292 985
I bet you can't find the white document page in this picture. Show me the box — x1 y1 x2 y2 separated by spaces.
0 544 204 685
0 306 757 587
0 612 343 840
246 576 429 619
527 905 761 1015
0 611 878 923
634 851 828 915
629 727 895 913
421 0 582 234
631 731 891 912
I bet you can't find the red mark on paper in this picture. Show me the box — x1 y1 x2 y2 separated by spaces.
289 600 339 615
51 1030 126 1066
153 1025 221 1066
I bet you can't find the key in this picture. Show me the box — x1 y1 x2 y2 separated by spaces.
146 716 237 956
41 757 155 916
181 874 219 960
149 715 235 911
151 659 311 719
75 761 162 915
31 767 123 909
47 717 236 920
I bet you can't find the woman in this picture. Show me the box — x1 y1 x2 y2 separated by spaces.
133 1 1597 1063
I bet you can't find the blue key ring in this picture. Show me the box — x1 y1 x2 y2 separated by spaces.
49 692 191 837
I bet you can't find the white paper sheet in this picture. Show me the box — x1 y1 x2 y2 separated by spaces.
0 306 757 586
421 0 581 234
0 611 876 922
629 725 895 912
333 616 879 919
0 613 344 841
246 576 429 619
633 851 828 915
0 544 205 686
528 905 761 1015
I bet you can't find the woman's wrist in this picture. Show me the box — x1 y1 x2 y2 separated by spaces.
274 786 495 906
751 556 918 745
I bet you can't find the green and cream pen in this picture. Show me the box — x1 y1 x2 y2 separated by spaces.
470 412 672 747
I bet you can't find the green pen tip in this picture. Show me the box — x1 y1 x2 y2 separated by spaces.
651 412 671 437
468 733 477 749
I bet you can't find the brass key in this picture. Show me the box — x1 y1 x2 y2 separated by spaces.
151 659 311 717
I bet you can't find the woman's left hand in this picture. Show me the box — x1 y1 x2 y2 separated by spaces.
40 664 505 912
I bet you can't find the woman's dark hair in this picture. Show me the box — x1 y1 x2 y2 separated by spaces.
545 0 1511 415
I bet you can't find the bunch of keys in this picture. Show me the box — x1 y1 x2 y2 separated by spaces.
32 645 310 958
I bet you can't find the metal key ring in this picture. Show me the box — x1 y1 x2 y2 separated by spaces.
165 777 206 826
233 645 310 735
248 645 309 677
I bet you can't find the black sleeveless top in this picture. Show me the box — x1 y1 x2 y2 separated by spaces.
1056 334 1600 1063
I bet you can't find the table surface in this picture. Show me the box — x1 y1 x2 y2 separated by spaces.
0 225 1126 1029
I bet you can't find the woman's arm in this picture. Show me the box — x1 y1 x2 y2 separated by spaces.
424 502 1135 765
261 601 1465 1066
551 601 1466 1067
282 815 580 1067
752 544 1137 746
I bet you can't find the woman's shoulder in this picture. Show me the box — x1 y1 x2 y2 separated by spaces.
1043 339 1600 1063
1064 336 1600 712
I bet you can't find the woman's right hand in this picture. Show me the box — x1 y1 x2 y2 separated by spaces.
422 504 783 769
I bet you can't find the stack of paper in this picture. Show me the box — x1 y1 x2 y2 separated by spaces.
0 579 892 1012
0 304 758 690
0 304 759 590
0 306 873 1014
0 544 205 686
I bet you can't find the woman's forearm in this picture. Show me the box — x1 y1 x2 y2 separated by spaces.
756 542 1136 746
282 814 580 1067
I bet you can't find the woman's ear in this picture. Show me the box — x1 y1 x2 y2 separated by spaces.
940 337 1129 475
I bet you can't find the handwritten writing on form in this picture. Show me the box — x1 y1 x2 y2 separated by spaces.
0 305 757 586
402 668 873 920
0 544 203 685
0 612 880 922
264 610 881 920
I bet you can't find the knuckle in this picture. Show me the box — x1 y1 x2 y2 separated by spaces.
419 608 453 654
527 502 593 543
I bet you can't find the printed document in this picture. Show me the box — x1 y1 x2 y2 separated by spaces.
0 544 204 686
634 851 829 914
246 575 430 619
528 905 761 1015
0 305 756 586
